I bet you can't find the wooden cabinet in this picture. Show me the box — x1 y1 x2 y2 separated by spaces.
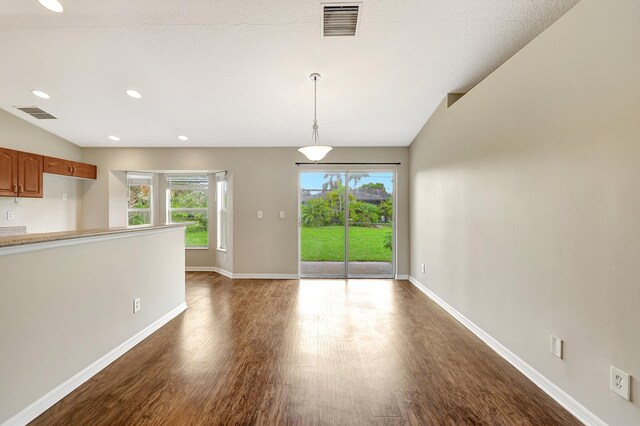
71 161 97 179
0 148 43 198
17 152 43 198
43 156 97 180
1 147 96 198
0 148 18 197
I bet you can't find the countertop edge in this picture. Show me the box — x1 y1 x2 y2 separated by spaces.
0 224 187 252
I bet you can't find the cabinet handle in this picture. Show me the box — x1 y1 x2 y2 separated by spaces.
18 185 23 194
13 184 18 193
73 166 77 174
68 164 73 174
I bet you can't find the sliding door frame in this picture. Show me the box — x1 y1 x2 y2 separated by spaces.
298 167 397 279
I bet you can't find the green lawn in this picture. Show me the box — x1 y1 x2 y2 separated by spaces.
185 226 208 247
301 225 392 262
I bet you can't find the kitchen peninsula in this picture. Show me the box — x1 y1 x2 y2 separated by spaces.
0 224 187 424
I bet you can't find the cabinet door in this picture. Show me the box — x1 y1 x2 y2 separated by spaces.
0 148 18 197
44 156 74 176
17 152 43 198
72 161 97 179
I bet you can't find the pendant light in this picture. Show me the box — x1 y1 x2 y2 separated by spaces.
298 73 333 162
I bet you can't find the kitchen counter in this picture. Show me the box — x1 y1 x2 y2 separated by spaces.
0 224 187 251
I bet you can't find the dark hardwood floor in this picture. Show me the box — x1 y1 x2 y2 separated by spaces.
32 273 579 425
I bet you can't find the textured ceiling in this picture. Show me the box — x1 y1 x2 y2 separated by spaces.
0 0 579 147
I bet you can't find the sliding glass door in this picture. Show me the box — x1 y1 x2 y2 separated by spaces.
299 172 347 277
299 170 395 278
347 172 394 277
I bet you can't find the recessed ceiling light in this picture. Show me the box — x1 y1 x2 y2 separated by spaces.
178 135 189 141
126 89 142 99
31 90 50 99
108 136 120 141
38 0 65 13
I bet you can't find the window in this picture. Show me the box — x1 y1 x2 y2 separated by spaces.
166 175 209 248
127 173 153 227
216 177 228 251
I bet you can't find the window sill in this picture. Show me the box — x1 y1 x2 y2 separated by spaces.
186 247 209 250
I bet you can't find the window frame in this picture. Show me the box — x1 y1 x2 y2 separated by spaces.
216 178 228 251
165 175 210 249
127 172 154 228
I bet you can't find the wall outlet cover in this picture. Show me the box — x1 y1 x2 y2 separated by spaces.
133 298 141 314
7 211 15 220
550 335 563 359
610 366 631 401
257 210 263 219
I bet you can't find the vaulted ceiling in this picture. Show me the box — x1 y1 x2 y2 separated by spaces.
0 0 578 147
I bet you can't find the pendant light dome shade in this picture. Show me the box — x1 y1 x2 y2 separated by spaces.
298 145 333 161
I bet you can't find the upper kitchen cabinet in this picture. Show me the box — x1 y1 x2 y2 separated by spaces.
0 148 43 198
0 148 18 197
17 151 43 198
43 156 97 180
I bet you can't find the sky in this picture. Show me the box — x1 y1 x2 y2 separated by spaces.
300 172 394 192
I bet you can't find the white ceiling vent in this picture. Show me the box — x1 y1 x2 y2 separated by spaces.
322 3 361 37
15 106 57 119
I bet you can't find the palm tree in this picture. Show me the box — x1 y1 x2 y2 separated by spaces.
322 173 343 191
350 201 380 226
301 198 332 227
348 173 369 189
379 199 393 223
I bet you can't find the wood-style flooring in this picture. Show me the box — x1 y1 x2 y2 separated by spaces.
32 273 579 425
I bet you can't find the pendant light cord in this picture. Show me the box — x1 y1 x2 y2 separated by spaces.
312 75 319 145
314 76 317 123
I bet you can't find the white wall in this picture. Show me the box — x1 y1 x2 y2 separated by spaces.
80 147 409 274
0 227 186 424
409 1 639 424
0 109 84 232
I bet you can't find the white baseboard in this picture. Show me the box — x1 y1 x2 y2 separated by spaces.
185 266 233 278
184 268 294 280
232 273 298 280
395 274 409 280
185 266 216 272
2 302 188 426
407 276 605 426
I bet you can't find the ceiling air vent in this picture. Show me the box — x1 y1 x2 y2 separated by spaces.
15 107 57 119
322 3 360 37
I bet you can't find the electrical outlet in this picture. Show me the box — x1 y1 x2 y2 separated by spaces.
280 210 285 219
550 335 563 359
133 298 141 313
7 211 14 220
62 193 68 201
421 263 425 273
610 366 631 401
257 210 263 219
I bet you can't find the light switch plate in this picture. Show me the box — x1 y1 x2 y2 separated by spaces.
62 193 68 201
257 210 263 219
550 335 563 359
280 210 285 219
610 366 631 400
